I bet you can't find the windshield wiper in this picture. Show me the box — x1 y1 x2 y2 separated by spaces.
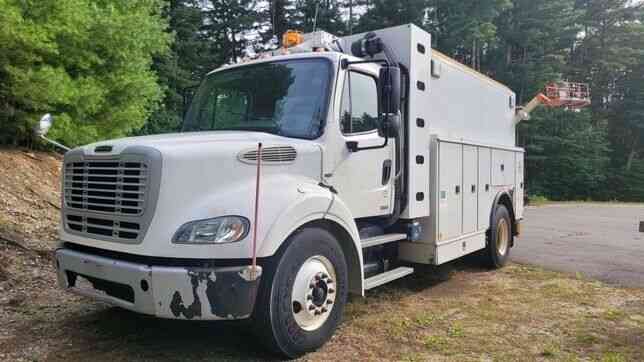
215 126 278 133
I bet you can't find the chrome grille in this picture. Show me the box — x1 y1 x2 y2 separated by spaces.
61 148 161 244
65 214 140 240
64 160 148 215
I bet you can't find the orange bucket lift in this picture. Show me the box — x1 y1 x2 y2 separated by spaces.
543 82 591 108
514 81 591 124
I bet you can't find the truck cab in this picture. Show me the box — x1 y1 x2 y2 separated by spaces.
52 24 523 358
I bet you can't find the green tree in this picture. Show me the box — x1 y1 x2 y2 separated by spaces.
0 0 170 147
425 0 511 70
136 0 209 135
521 108 610 200
290 0 346 34
488 0 579 104
355 0 428 34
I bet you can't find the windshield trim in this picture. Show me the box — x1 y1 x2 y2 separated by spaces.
181 57 335 141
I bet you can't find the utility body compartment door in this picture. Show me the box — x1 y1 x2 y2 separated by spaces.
477 147 492 231
437 141 462 241
515 153 525 219
462 145 478 234
491 150 515 186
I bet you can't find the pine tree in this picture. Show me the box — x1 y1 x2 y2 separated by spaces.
521 108 610 200
425 0 511 70
354 0 427 34
488 0 579 104
137 0 209 135
0 0 170 147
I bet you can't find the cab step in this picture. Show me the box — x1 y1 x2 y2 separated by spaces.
361 233 407 249
364 266 414 290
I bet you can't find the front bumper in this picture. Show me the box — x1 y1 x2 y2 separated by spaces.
55 248 262 320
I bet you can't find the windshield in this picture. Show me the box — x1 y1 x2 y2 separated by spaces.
182 59 331 139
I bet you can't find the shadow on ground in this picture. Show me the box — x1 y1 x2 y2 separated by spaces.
41 257 489 362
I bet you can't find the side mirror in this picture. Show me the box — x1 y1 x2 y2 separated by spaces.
379 65 401 115
33 113 70 152
379 66 401 138
382 114 401 138
34 113 53 137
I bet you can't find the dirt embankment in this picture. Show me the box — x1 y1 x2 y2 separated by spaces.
0 148 62 285
0 149 75 361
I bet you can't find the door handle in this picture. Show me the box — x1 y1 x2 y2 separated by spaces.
381 159 392 185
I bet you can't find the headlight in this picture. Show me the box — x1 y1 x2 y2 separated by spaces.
172 216 250 244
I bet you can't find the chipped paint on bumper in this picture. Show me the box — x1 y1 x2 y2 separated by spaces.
55 248 262 320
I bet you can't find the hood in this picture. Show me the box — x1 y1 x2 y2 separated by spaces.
79 131 317 156
59 130 325 258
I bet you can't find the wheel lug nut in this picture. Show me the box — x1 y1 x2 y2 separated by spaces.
326 279 333 284
308 305 316 311
314 310 321 315
328 288 335 294
321 307 327 313
307 295 313 301
326 299 333 305
321 273 328 279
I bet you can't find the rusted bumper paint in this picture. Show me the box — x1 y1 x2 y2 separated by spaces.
55 248 262 320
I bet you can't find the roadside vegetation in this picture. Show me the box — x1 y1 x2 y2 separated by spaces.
1 149 643 361
526 195 644 207
1 0 644 202
317 264 644 362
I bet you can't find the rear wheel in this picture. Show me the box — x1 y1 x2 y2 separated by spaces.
483 204 512 268
253 227 348 358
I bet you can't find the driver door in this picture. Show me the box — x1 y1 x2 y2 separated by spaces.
331 67 395 219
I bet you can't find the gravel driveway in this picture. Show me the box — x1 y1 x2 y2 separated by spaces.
512 203 644 288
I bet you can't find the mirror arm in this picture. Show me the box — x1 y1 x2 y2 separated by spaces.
346 115 395 152
346 135 388 153
40 135 70 152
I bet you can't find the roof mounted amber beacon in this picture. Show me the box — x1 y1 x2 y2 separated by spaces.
282 30 304 48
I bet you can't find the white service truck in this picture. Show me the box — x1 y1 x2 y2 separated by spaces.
47 24 524 357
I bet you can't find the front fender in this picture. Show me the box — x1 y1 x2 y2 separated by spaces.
259 183 364 295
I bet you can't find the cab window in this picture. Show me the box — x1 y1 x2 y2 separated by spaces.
340 71 379 134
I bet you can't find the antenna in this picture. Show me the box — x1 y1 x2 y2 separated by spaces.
312 1 320 32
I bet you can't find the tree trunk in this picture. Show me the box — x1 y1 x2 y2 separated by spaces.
271 0 288 40
626 136 640 172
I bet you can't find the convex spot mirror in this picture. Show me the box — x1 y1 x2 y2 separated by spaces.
34 113 53 137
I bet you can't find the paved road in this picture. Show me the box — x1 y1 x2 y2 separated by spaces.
512 203 644 288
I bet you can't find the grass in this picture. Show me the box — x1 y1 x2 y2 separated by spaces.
526 196 644 207
3 259 642 362
528 194 551 206
307 263 644 362
423 335 448 351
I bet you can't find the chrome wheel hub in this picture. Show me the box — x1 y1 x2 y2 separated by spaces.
497 218 509 256
291 255 336 331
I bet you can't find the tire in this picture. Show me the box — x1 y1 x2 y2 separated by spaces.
252 227 348 358
483 204 512 269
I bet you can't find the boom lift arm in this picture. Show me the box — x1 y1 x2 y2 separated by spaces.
514 81 590 125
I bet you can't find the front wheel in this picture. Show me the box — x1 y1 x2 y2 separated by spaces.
253 227 348 358
483 204 513 269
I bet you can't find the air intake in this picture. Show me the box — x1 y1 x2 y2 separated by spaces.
94 145 113 153
239 146 297 164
